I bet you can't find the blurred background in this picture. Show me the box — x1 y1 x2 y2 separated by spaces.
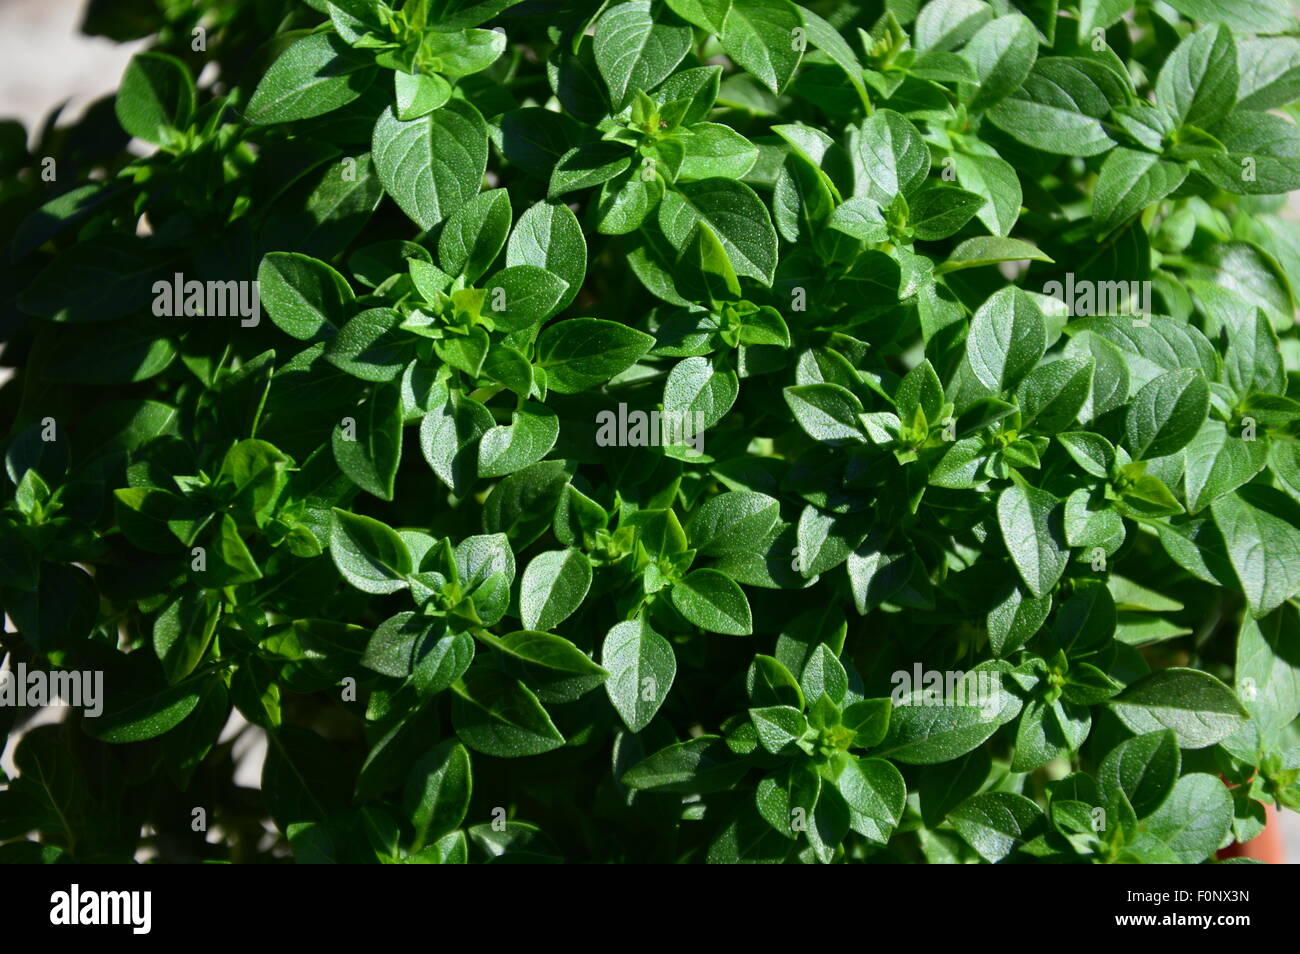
1 0 1298 863
0 0 147 138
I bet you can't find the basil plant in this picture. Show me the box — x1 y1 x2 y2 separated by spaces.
2 0 1299 864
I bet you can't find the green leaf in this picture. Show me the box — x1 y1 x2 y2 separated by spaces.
1155 24 1237 130
748 654 806 709
1110 668 1249 748
687 491 780 556
602 618 676 732
451 668 565 757
917 750 991 828
988 584 1052 657
749 705 808 754
1235 38 1300 112
536 318 655 393
326 307 407 381
372 99 488 230
333 383 403 500
477 401 559 478
800 643 848 707
784 383 866 444
876 701 1001 764
248 33 376 124
421 27 507 76
962 14 1039 112
87 675 208 744
1130 773 1233 863
483 630 607 702
850 109 929 205
438 188 512 283
35 321 176 386
671 568 753 635
826 196 889 243
1097 730 1179 820
197 514 263 588
1077 0 1129 41
915 0 993 52
796 506 865 577
506 201 587 314
519 549 593 631
939 237 1052 274
621 736 745 793
1225 309 1285 399
663 356 738 443
1052 580 1119 657
966 287 1047 393
998 483 1069 599
680 222 742 306
1011 697 1091 772
930 437 986 489
10 182 128 263
953 151 1021 237
19 235 167 323
420 390 494 495
907 184 986 241
986 57 1126 156
1064 316 1217 392
719 0 804 95
262 727 350 828
659 178 779 285
1163 0 1294 33
595 169 664 236
1057 431 1116 478
950 792 1042 863
329 508 411 594
1182 421 1268 514
457 533 516 623
364 615 472 692
116 52 195 146
258 252 353 342
481 460 569 546
153 591 220 684
631 507 689 562
593 1 692 107
1212 487 1300 617
1197 111 1300 196
896 360 943 426
1092 149 1188 235
481 265 571 332
846 538 928 614
259 152 384 260
654 64 723 123
231 657 281 729
435 324 490 378
1233 605 1300 744
404 741 472 850
394 71 452 120
755 762 821 840
1014 357 1093 433
1124 368 1209 461
678 123 760 182
842 699 891 751
549 141 633 199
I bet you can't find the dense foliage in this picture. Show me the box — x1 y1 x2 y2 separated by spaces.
2 0 1300 864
